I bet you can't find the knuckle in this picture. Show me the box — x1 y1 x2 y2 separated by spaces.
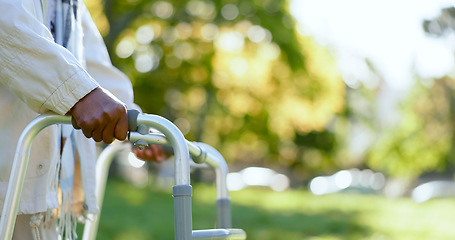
116 105 126 117
95 115 104 125
78 118 89 128
80 116 100 129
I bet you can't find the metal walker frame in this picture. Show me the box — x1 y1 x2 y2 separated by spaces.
0 112 246 240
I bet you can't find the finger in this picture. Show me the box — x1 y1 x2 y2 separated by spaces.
144 147 156 160
133 148 145 159
102 119 117 144
114 108 128 141
151 145 165 162
132 148 141 157
91 126 104 142
133 148 147 159
134 147 157 161
76 119 94 139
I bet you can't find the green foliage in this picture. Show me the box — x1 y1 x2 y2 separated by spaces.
84 1 455 181
368 79 454 179
87 0 345 175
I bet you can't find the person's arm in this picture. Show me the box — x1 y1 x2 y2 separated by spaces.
0 1 127 143
0 1 99 114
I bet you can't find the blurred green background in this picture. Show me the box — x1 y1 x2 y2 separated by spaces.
84 179 454 240
82 0 455 239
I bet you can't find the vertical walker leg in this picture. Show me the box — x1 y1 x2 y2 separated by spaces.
173 185 193 240
134 114 192 240
82 143 128 240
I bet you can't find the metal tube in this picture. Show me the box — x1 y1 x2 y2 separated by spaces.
135 114 192 240
129 132 232 228
82 142 128 240
0 114 71 240
173 185 193 240
174 196 193 239
187 141 204 162
136 114 190 186
129 132 230 199
193 143 231 228
1 112 240 240
203 151 229 200
129 132 204 163
192 229 247 240
216 199 232 229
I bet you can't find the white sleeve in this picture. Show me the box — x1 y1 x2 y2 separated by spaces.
0 0 99 115
81 5 135 108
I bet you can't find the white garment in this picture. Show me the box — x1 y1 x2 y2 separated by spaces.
0 0 134 217
13 214 58 240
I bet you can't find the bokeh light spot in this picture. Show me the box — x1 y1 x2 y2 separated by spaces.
186 0 216 20
221 4 239 20
136 25 155 44
248 25 266 43
134 54 155 73
259 43 281 60
201 23 219 41
116 39 135 58
176 22 193 40
174 118 191 135
230 56 248 75
216 31 244 53
174 42 194 60
128 152 145 168
152 1 173 19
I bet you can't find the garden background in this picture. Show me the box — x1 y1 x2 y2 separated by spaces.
82 1 455 239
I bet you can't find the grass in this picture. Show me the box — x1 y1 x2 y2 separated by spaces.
80 178 455 240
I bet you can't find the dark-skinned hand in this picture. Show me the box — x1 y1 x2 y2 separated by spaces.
133 144 172 162
69 87 128 144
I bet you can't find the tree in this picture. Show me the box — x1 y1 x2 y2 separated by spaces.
367 79 453 179
423 7 455 37
86 0 346 182
362 7 455 180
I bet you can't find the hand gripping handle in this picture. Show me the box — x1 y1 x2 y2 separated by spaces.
71 109 139 132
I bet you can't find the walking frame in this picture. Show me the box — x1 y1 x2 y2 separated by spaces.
0 110 246 240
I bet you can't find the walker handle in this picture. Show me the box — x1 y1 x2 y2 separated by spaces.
71 109 139 131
